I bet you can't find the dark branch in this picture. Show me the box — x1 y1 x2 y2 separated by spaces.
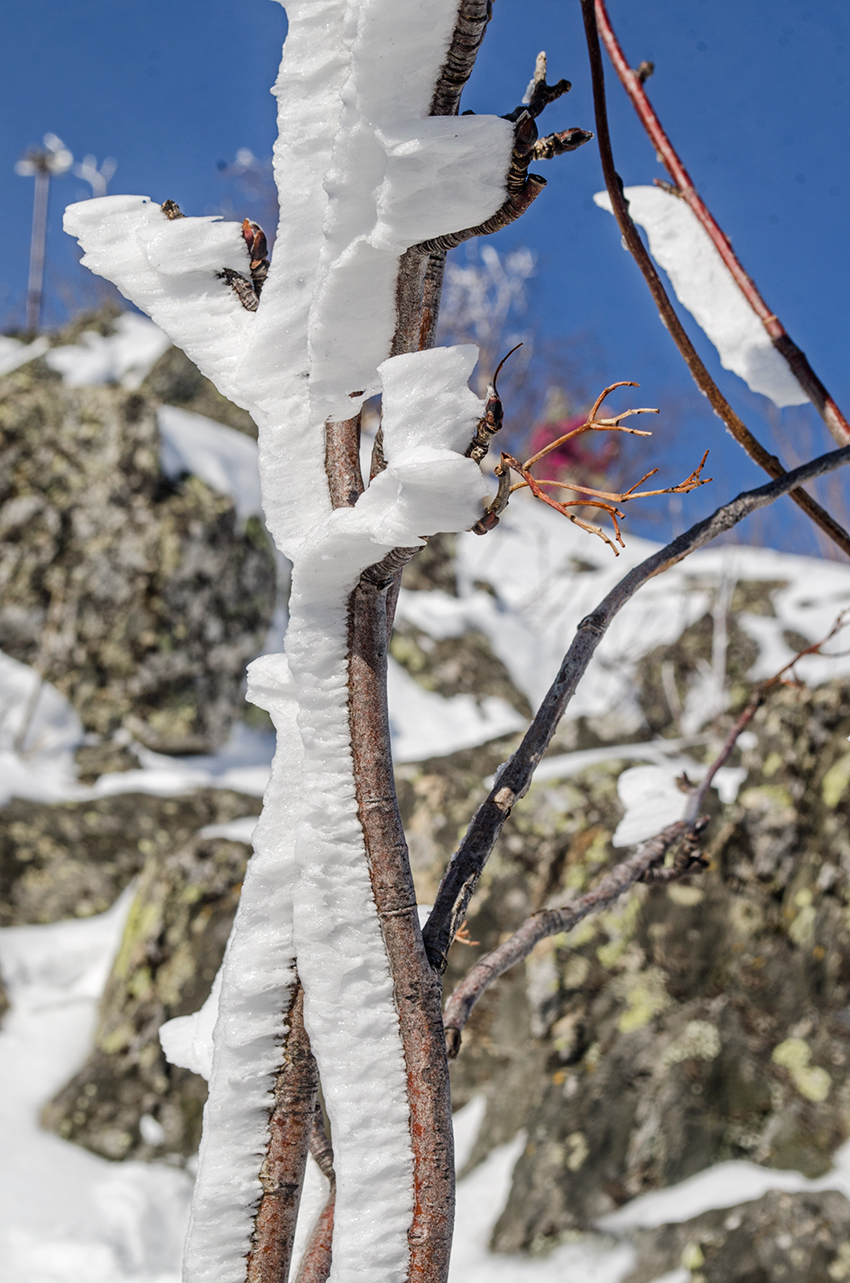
422 443 850 972
578 0 850 559
443 822 693 1055
429 0 493 118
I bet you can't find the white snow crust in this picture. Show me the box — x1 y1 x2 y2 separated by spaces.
0 650 83 805
593 187 808 407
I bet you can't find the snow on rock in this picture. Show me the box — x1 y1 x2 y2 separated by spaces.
0 334 49 376
0 890 193 1283
157 405 263 522
389 657 525 762
45 313 170 389
593 186 808 408
455 495 850 719
0 650 82 805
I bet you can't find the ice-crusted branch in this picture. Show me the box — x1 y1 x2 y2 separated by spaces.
422 442 850 972
578 0 850 560
443 821 702 1054
595 0 850 448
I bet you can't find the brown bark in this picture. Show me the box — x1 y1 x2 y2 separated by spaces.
347 579 455 1282
293 1111 336 1283
325 415 365 509
246 984 319 1283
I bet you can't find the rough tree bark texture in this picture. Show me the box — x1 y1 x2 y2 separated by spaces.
247 985 319 1283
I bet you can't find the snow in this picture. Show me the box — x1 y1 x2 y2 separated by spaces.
389 657 525 762
11 897 850 1283
45 314 170 389
454 494 850 720
611 762 746 849
159 969 224 1083
0 650 83 805
54 0 850 1276
0 889 193 1283
594 186 808 408
0 334 49 375
157 406 263 522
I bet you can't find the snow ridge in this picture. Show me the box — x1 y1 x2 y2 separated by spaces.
593 186 808 408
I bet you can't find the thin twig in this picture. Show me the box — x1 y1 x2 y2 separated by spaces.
578 0 850 559
443 822 703 1055
293 1108 336 1283
595 0 850 449
422 443 850 973
443 611 849 1051
684 608 850 824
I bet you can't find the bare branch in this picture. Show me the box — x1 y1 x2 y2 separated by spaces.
684 608 850 825
246 984 318 1283
422 442 850 972
429 0 493 118
443 822 703 1056
578 0 850 559
595 0 850 448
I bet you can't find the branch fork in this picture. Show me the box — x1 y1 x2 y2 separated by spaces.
473 381 712 550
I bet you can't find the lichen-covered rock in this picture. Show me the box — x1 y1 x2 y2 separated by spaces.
41 829 252 1161
139 345 257 438
624 1188 850 1283
489 679 850 1252
394 544 850 1255
0 789 261 926
0 358 275 751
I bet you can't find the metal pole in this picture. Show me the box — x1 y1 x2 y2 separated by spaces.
25 165 50 336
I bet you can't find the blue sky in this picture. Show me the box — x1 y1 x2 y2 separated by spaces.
2 0 849 553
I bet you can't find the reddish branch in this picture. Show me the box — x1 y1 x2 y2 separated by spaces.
422 442 850 973
443 822 700 1054
578 0 850 560
595 0 850 450
476 381 712 552
246 984 319 1283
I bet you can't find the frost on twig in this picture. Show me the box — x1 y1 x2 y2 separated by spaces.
62 1 533 1277
471 380 712 552
594 0 850 447
417 49 592 254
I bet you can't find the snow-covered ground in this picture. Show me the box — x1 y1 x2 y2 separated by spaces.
7 893 850 1282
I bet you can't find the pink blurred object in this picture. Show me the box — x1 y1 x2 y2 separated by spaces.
527 413 618 478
